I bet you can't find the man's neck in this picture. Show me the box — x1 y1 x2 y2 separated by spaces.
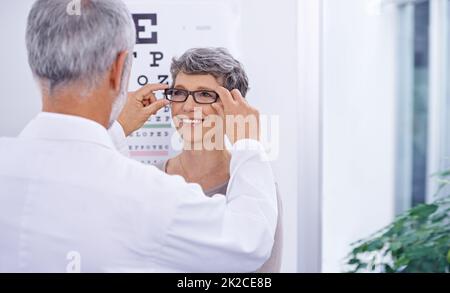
42 87 112 129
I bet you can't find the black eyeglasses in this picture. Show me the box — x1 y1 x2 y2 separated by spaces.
164 88 219 104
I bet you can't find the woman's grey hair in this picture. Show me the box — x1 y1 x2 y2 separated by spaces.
26 0 136 94
170 48 249 97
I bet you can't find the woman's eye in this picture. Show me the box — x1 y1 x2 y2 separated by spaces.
173 90 185 96
200 91 212 97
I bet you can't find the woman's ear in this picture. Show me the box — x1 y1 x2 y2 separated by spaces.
110 51 129 93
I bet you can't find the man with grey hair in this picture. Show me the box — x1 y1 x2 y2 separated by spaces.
0 0 278 273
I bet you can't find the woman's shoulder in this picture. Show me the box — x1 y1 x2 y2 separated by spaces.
204 181 229 197
153 159 169 173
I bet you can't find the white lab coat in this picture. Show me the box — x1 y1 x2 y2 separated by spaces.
0 112 277 273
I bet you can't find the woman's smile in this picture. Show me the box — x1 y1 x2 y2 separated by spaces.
179 118 204 126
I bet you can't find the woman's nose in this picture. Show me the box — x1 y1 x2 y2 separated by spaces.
182 95 198 112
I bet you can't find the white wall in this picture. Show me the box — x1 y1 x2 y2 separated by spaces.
321 0 397 272
238 0 299 273
0 0 41 136
0 0 300 272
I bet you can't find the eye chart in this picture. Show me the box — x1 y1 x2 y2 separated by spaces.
124 0 241 165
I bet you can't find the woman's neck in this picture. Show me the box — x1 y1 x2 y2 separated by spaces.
170 149 231 191
180 149 230 169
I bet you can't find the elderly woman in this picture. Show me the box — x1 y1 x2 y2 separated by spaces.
117 48 282 272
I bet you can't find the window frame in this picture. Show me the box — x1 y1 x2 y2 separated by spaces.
297 0 323 273
395 0 449 213
427 0 449 201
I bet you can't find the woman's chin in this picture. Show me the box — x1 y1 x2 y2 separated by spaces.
180 134 203 149
178 125 224 150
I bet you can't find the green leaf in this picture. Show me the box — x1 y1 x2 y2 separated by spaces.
438 170 450 177
409 204 438 219
346 194 450 273
390 242 402 252
352 243 368 254
430 212 448 223
390 219 406 235
356 263 368 271
395 255 410 267
366 239 384 251
384 264 395 273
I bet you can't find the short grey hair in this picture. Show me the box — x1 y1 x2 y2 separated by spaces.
170 48 249 97
26 0 136 93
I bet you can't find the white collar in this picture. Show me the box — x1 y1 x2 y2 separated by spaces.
19 112 116 150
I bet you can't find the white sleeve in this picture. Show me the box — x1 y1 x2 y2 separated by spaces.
108 121 130 157
155 139 278 272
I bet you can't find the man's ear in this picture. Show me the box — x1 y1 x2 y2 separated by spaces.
110 51 129 93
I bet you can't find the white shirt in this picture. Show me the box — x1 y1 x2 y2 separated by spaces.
0 112 277 273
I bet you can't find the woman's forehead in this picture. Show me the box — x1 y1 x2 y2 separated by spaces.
174 72 221 89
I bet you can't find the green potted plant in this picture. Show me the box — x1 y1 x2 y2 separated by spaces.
346 169 450 273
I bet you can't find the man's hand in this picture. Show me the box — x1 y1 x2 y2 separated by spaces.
117 83 170 136
211 87 260 144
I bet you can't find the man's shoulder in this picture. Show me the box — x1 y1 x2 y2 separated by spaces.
101 150 187 196
0 136 22 152
105 149 159 172
0 135 163 186
0 136 16 143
